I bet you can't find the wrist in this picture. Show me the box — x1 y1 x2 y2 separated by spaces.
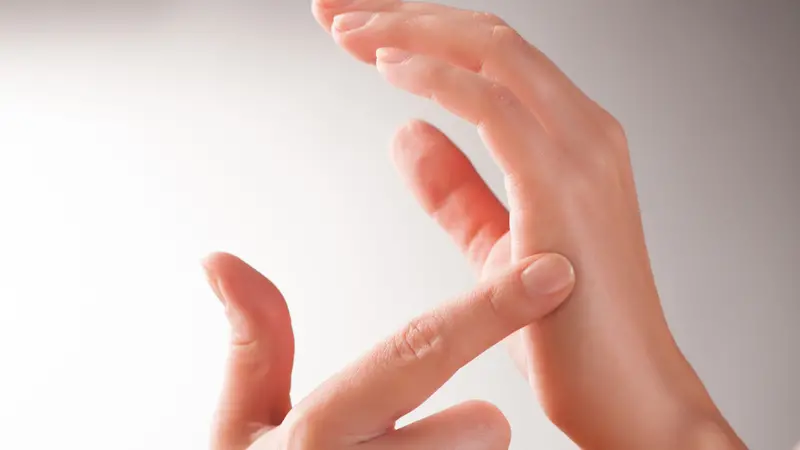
645 350 746 450
537 322 743 449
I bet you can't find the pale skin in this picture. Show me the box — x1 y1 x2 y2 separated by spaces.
205 252 576 449
205 1 748 448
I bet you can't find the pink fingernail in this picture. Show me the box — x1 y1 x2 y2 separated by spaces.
377 48 412 64
202 260 226 306
202 260 254 343
332 12 374 32
225 302 254 344
522 254 575 297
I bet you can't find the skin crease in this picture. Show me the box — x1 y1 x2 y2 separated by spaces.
309 1 748 449
205 252 577 449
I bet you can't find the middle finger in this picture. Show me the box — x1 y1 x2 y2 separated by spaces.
376 48 552 180
329 4 594 135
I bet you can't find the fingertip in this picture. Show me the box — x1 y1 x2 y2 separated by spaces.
311 0 334 32
394 119 444 142
376 47 411 65
202 252 252 300
202 251 243 276
520 253 575 315
523 253 574 287
459 400 512 447
391 120 444 160
202 252 236 305
205 256 295 446
200 252 283 314
389 119 479 196
312 0 399 33
389 120 459 212
331 11 375 34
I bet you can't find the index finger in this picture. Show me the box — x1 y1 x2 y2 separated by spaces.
295 253 575 444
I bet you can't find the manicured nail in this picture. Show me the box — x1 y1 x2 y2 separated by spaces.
521 254 575 297
376 48 412 64
332 12 374 32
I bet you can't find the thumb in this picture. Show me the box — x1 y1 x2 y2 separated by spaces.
203 252 295 450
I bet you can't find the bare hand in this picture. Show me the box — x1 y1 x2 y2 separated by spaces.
204 252 574 449
313 1 746 448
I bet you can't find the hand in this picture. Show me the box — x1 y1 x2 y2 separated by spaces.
203 252 574 449
312 1 746 448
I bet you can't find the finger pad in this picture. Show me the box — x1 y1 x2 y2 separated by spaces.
391 120 479 209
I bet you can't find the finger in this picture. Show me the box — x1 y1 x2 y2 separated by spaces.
312 0 449 33
377 48 555 180
391 120 509 274
312 0 397 32
364 400 511 449
330 5 595 135
294 253 575 443
203 253 295 450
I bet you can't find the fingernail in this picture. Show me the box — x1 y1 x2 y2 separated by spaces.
318 0 355 7
332 12 373 32
225 302 254 344
522 254 575 297
202 260 254 343
202 259 226 306
376 48 412 64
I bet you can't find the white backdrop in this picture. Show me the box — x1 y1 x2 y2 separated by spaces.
1 1 798 449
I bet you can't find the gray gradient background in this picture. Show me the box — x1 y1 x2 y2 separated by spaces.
1 1 798 449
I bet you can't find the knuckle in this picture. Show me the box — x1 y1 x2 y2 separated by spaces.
482 281 520 331
601 114 628 147
539 395 574 436
391 316 443 362
478 24 530 75
484 83 521 113
470 20 528 74
403 12 428 28
472 11 507 27
489 24 528 51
